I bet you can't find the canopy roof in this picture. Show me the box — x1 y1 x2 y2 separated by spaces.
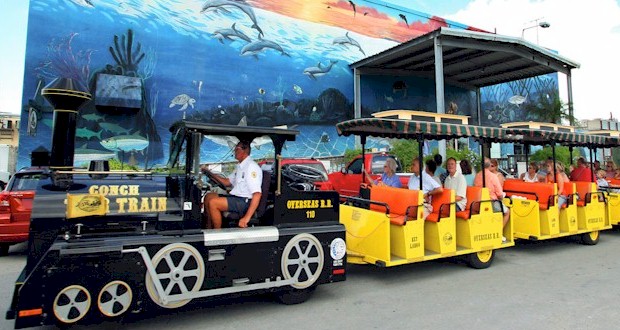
336 118 620 147
349 27 580 89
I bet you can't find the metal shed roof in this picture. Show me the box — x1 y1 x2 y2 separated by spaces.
349 27 580 89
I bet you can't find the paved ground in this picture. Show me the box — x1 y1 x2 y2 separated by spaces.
2 230 620 330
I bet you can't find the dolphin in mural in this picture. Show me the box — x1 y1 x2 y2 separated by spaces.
348 1 357 16
399 14 409 28
213 23 252 44
332 32 365 55
303 60 338 80
70 0 94 8
201 0 264 38
240 36 290 59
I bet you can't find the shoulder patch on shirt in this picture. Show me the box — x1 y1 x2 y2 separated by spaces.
251 171 257 178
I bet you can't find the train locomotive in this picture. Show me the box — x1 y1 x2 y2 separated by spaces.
6 78 346 328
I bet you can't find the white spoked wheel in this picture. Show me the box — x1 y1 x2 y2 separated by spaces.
145 243 205 309
53 285 91 324
281 233 324 289
98 280 133 317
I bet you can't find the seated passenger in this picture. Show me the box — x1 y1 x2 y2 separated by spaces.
364 157 402 188
597 169 609 189
407 158 443 219
570 157 594 182
444 157 467 211
474 158 510 228
425 159 442 185
546 161 568 208
459 159 475 186
520 162 541 183
489 158 505 186
202 141 262 229
605 160 617 179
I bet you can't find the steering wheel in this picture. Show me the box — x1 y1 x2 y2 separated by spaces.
282 164 327 183
203 169 229 191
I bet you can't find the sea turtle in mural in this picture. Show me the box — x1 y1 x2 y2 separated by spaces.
169 94 196 111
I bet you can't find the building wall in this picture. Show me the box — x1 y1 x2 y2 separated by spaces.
18 0 556 168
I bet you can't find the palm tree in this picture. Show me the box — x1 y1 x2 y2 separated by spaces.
525 92 576 125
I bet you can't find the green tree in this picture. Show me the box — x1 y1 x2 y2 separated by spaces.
344 148 362 164
390 139 419 170
530 146 571 171
524 92 576 125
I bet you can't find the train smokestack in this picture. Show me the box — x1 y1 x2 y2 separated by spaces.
41 77 91 188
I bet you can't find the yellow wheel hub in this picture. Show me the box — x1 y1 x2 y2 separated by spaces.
477 250 493 263
588 231 599 241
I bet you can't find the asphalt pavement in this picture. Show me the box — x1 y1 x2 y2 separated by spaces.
2 230 620 330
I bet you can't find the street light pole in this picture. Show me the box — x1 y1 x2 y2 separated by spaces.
521 18 550 44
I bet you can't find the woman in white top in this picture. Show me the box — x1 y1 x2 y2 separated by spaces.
520 162 540 183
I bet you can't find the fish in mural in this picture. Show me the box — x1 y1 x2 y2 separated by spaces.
201 0 264 38
82 113 105 122
399 14 409 28
332 32 365 56
70 0 94 8
240 37 290 59
292 84 303 94
169 94 196 111
348 1 357 16
258 88 266 95
508 93 528 107
76 128 102 140
384 95 394 103
99 122 132 135
213 23 252 44
100 134 149 152
74 144 116 164
303 60 338 80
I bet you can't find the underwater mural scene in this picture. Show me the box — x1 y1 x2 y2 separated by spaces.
19 0 558 168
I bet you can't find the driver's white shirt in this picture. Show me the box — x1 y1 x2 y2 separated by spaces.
229 157 263 199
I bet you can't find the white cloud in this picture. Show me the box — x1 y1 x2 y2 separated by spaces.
444 0 620 121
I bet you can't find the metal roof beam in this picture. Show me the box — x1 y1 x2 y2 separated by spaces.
439 37 572 75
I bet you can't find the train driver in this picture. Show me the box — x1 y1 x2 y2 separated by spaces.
201 141 263 229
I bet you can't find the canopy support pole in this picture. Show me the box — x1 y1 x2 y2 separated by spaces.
434 37 446 160
354 68 362 149
566 70 574 125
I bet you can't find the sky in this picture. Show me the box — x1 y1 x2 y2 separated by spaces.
1 0 620 121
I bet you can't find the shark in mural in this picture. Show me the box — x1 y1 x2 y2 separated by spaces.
201 0 264 38
332 32 365 55
204 116 283 150
213 23 252 44
74 144 116 164
303 60 338 80
240 37 290 58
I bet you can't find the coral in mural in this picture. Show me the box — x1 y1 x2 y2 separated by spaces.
109 29 145 77
36 32 94 88
74 29 163 168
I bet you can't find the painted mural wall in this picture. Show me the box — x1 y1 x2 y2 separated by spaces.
18 0 556 169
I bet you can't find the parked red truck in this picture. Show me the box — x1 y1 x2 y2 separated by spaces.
327 153 410 196
0 168 44 256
